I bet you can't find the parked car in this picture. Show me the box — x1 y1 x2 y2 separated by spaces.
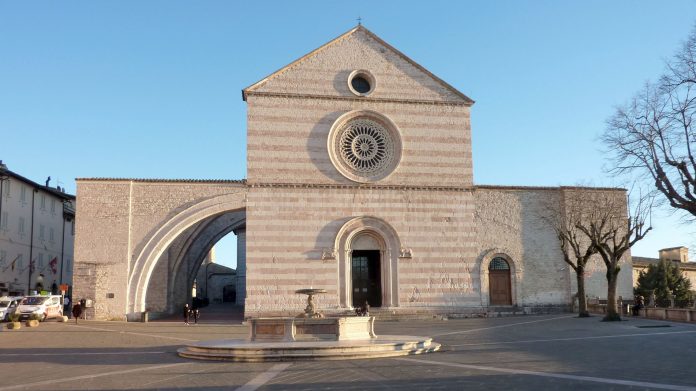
0 296 23 321
17 295 63 321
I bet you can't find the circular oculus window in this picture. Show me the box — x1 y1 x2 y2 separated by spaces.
328 111 402 183
347 70 376 97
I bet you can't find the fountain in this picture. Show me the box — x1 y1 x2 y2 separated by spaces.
177 288 440 362
295 288 326 318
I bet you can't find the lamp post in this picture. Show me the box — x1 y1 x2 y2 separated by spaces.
0 161 8 232
27 188 37 295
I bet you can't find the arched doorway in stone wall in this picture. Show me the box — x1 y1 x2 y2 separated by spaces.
479 250 519 307
335 216 402 309
128 192 247 320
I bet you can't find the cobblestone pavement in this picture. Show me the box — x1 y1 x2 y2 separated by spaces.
1 314 696 390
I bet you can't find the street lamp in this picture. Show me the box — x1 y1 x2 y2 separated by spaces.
0 160 8 228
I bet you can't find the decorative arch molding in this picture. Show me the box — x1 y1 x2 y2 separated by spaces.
478 248 522 307
334 216 405 308
129 191 246 314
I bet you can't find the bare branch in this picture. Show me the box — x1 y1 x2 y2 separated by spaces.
604 27 696 218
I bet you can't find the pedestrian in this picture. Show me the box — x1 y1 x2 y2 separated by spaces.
72 303 82 324
183 303 190 325
63 296 71 317
193 308 200 324
79 299 87 320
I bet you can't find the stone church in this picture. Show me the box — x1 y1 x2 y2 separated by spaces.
73 26 633 320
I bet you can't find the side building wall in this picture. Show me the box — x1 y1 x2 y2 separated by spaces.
73 181 131 320
474 186 633 310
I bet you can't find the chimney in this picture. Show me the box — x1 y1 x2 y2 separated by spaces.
0 160 6 171
45 176 51 187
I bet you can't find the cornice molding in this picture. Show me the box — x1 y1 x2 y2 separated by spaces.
248 182 475 192
244 91 472 107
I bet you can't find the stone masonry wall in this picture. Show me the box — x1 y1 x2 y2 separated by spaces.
244 186 476 316
246 28 472 188
475 188 570 306
250 27 467 104
74 179 246 320
475 186 633 309
73 181 131 320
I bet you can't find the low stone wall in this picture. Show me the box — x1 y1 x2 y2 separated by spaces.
642 307 696 323
586 303 631 316
588 303 696 324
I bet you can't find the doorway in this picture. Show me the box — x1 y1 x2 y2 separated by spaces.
351 250 382 308
489 257 512 305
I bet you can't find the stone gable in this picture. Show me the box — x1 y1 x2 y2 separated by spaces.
244 26 472 104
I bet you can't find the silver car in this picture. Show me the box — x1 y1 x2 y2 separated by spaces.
0 296 23 321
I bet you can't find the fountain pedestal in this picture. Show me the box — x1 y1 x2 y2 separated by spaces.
249 316 376 342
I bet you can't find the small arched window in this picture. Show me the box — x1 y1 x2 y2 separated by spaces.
489 257 510 271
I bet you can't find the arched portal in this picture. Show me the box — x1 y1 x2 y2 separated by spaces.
334 216 402 309
479 249 519 307
128 192 246 315
145 211 245 316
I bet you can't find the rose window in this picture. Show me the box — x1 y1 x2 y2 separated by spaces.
328 111 402 183
339 119 393 174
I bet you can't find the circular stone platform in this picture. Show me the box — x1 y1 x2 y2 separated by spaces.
177 335 440 362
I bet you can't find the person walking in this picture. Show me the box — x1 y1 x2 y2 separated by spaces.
72 303 82 324
183 303 190 325
192 308 200 324
63 296 71 318
79 299 87 320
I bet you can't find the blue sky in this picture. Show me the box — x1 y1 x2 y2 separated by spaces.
2 1 696 267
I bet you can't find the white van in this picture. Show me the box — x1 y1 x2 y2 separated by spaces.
17 295 63 321
0 296 23 321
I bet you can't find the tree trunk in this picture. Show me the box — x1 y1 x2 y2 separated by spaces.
604 266 621 321
576 271 589 317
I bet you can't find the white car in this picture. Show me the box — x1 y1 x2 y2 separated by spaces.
17 295 63 321
0 296 23 321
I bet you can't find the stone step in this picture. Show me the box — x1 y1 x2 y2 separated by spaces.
178 345 440 362
177 335 440 362
185 339 432 355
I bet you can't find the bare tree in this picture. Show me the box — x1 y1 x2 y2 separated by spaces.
604 28 696 218
575 190 653 321
541 190 598 317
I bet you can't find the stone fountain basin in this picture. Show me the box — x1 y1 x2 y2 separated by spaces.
249 316 376 342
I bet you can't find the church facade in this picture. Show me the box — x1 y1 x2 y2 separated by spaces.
73 26 632 320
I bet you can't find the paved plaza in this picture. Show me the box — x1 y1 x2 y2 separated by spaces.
1 313 696 390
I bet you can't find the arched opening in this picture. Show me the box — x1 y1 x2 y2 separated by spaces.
335 216 402 309
127 191 247 319
142 210 246 320
193 232 238 306
488 257 512 306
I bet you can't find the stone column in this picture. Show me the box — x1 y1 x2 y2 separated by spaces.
234 226 246 306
